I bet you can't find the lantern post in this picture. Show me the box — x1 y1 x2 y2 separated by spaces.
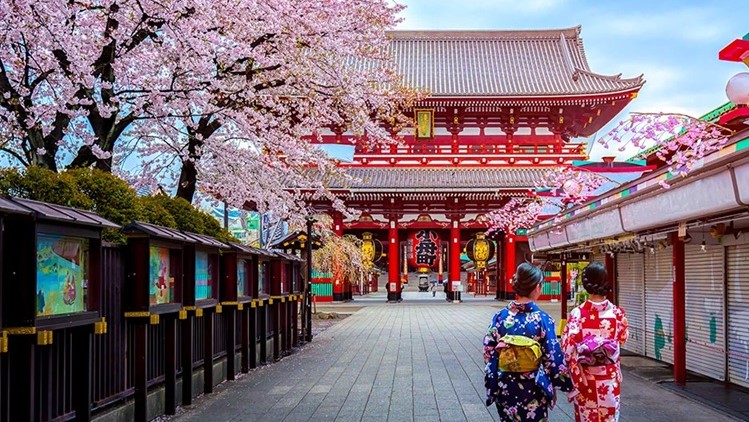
304 217 314 342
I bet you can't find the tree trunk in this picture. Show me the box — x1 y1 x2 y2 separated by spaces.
175 117 221 203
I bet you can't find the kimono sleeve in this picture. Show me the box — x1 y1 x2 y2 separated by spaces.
541 314 573 392
616 307 630 346
483 312 501 363
561 307 585 392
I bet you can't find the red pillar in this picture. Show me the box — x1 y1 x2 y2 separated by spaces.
672 233 686 385
561 257 568 319
332 212 344 301
449 219 461 302
387 219 400 302
504 234 516 299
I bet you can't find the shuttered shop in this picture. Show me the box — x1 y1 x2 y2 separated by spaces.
684 244 725 380
644 247 674 363
727 244 749 389
617 253 645 355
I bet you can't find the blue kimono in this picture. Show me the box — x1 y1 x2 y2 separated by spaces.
483 301 573 421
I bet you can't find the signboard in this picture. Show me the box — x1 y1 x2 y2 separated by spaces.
452 281 462 292
389 282 397 292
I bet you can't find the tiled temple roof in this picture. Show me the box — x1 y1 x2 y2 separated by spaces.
386 26 644 97
335 167 545 191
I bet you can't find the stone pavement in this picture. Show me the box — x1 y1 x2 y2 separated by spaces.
169 302 741 422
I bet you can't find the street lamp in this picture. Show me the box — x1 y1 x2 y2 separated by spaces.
304 217 314 342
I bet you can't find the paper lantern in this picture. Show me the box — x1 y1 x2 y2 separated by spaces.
465 232 496 270
407 230 440 273
562 179 583 197
726 72 749 105
360 232 383 263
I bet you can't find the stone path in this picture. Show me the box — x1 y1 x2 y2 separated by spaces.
170 302 740 421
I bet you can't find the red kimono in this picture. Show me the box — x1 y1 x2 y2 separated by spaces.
562 300 629 422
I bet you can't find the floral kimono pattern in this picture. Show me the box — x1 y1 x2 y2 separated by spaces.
484 301 573 421
562 300 629 422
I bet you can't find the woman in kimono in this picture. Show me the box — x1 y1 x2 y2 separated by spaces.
483 263 573 421
562 262 629 422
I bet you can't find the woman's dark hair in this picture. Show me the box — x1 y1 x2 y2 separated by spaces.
512 263 544 297
582 262 611 295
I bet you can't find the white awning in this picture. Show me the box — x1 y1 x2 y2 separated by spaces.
529 131 749 252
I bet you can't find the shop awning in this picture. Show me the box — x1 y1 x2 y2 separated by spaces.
529 131 749 252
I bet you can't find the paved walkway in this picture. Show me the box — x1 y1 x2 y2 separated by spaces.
170 302 741 422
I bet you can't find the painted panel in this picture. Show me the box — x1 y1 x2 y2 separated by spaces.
621 171 739 232
238 258 248 297
195 251 213 300
36 234 89 316
149 246 174 305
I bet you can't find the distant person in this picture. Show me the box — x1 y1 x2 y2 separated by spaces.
483 263 573 421
562 262 629 422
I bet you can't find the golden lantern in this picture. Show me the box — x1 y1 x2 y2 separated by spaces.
361 232 383 263
465 232 496 270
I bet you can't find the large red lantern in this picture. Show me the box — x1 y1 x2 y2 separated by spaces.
407 230 440 273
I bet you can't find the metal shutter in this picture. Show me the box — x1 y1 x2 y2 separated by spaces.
727 244 749 389
617 252 645 355
591 253 606 266
645 247 674 363
685 244 726 380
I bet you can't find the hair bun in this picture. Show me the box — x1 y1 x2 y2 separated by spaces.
513 263 543 296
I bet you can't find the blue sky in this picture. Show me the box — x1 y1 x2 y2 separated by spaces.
395 0 749 159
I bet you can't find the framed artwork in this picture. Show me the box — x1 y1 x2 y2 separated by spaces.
195 251 214 300
414 109 434 139
149 246 174 305
36 234 89 316
258 262 267 294
237 258 248 297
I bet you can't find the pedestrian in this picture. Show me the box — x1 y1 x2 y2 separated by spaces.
430 281 436 297
562 262 629 422
483 262 573 421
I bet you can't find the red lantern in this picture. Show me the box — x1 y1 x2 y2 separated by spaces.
407 230 440 273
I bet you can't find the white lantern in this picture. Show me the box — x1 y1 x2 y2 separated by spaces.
726 72 749 105
562 179 582 197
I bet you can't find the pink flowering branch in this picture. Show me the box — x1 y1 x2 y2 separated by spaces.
535 167 608 204
486 197 545 234
597 112 731 188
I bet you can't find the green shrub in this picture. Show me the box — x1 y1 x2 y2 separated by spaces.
0 166 92 209
0 166 239 244
135 195 178 228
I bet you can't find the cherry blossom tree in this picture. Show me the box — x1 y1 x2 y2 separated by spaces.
0 0 206 170
308 215 371 285
115 0 419 214
597 112 731 188
1 0 418 223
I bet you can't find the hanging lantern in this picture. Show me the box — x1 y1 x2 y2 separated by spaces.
407 230 440 273
360 232 383 263
466 232 496 270
562 179 583 198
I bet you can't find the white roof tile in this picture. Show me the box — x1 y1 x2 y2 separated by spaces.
387 26 644 97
